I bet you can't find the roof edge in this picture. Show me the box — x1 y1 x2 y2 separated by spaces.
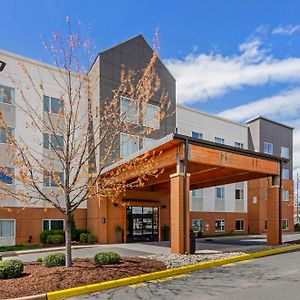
246 115 294 130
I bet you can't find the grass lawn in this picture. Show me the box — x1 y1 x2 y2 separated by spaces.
0 244 41 252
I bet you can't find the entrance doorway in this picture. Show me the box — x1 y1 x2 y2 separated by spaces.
126 206 158 242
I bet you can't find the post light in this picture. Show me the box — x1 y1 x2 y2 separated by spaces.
0 61 6 72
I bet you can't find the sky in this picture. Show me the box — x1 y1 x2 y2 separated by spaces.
1 0 300 179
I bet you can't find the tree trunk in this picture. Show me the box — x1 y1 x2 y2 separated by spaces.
65 212 72 267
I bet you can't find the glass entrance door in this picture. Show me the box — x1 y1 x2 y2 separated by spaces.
126 206 158 242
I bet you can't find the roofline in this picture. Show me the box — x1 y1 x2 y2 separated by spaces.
246 115 294 130
176 104 248 129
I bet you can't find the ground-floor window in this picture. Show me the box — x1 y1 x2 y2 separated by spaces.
192 219 203 233
282 219 289 230
43 219 64 231
0 219 15 238
235 219 244 231
215 219 225 232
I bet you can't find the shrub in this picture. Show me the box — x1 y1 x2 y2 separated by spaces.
87 233 96 244
51 235 64 244
40 229 65 243
94 252 121 266
0 259 23 279
43 253 66 267
36 257 43 263
46 235 53 244
75 228 89 241
79 233 87 243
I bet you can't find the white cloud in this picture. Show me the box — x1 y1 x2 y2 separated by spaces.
272 24 300 36
165 37 300 104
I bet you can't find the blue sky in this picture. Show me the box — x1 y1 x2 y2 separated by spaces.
1 0 300 174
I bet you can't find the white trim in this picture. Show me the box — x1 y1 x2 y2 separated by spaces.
0 219 16 239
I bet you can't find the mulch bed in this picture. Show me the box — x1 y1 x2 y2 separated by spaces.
0 257 166 299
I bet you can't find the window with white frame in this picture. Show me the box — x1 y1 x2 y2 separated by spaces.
215 186 225 199
235 188 244 200
215 137 225 144
0 220 15 238
143 137 156 148
120 96 139 124
0 167 14 184
282 190 289 201
43 95 64 114
43 133 64 151
0 84 14 104
235 219 244 231
282 168 289 180
120 133 139 158
235 142 244 149
43 219 64 230
282 219 289 230
0 127 14 144
264 142 273 155
192 189 203 198
143 103 160 129
43 172 64 187
281 147 289 159
192 131 203 139
192 219 203 233
215 219 225 231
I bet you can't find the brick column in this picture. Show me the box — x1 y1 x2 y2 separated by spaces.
170 173 190 254
267 185 280 245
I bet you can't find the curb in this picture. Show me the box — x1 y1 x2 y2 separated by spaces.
9 244 300 300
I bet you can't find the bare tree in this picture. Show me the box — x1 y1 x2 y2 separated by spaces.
0 20 169 267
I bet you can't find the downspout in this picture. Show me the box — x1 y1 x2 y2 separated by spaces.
183 138 189 253
279 160 283 244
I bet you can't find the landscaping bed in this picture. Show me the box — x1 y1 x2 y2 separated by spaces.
0 257 166 299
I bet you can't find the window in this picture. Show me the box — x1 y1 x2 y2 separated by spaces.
281 147 289 159
235 189 244 200
43 133 50 149
43 172 64 187
0 84 14 104
192 131 203 139
215 186 225 199
120 96 139 124
215 219 225 231
43 219 64 230
143 103 160 129
235 142 244 149
43 133 64 150
264 142 273 155
192 219 203 233
235 220 244 231
0 220 15 238
43 95 64 114
282 190 289 201
282 168 289 180
120 133 139 158
282 219 289 230
0 127 14 144
0 167 14 184
215 137 225 144
192 189 203 198
265 220 268 230
143 137 156 148
252 196 257 204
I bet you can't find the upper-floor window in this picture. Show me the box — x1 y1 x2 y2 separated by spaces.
0 84 14 105
192 189 203 198
264 142 273 155
215 137 225 144
143 103 160 129
43 171 64 187
43 95 64 114
120 133 139 158
43 133 64 151
143 137 156 148
120 96 139 124
235 189 244 200
282 168 289 180
235 142 244 149
192 131 203 139
0 127 14 144
281 147 289 159
0 167 14 184
215 186 225 199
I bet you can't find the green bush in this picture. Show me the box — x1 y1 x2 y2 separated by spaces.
43 253 66 267
46 235 53 244
0 259 23 279
87 233 96 244
80 233 87 243
50 235 64 244
75 228 89 241
40 229 65 243
36 257 43 263
94 252 121 266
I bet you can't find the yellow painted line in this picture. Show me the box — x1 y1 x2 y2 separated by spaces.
46 244 300 300
149 273 189 283
129 283 147 288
